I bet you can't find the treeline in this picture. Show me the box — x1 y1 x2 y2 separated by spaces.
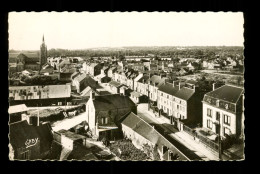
45 46 243 59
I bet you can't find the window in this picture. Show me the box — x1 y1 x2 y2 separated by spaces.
21 151 29 160
216 112 220 121
161 93 163 96
224 127 230 136
177 105 179 110
167 95 169 99
207 108 212 117
207 120 212 129
224 115 231 125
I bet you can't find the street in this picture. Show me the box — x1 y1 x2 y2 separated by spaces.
137 103 221 161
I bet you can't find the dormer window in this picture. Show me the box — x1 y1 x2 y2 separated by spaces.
225 104 229 110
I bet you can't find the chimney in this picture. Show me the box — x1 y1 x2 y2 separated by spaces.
212 83 215 91
193 85 196 91
179 82 181 90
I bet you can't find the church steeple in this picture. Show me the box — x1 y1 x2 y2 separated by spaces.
40 35 47 69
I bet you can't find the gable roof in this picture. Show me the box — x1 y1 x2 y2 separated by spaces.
205 85 244 103
158 83 195 100
137 74 150 83
74 73 87 83
93 94 135 111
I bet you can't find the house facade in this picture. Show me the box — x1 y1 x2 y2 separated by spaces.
202 85 244 138
85 93 137 140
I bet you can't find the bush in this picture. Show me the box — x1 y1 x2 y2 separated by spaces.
109 139 149 160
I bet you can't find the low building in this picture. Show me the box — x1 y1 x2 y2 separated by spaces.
8 104 29 124
85 92 137 141
202 85 244 138
121 112 190 161
51 130 98 160
130 91 147 104
108 81 124 94
9 120 53 160
9 84 71 106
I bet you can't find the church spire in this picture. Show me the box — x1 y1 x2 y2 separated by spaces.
42 34 45 42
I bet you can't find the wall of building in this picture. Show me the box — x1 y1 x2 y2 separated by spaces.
60 135 74 150
202 103 236 137
122 125 154 149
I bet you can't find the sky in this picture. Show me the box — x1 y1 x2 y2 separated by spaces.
8 12 244 50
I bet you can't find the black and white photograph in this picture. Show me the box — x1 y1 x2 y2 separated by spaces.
8 12 244 161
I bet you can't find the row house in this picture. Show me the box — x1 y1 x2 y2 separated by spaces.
157 81 203 130
133 73 144 91
88 63 103 77
126 71 139 90
135 74 150 96
202 85 244 138
113 66 123 82
72 73 87 93
107 67 117 79
148 75 168 103
101 66 110 76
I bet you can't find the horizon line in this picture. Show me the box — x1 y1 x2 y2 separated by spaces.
9 45 244 51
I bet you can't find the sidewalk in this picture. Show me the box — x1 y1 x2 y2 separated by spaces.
137 103 220 161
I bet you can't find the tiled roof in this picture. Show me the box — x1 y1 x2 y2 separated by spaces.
205 85 244 103
93 94 135 111
174 87 195 101
122 113 173 148
158 83 195 101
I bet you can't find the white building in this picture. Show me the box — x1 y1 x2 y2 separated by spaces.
202 85 244 137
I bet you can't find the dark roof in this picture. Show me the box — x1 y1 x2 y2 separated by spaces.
205 85 244 103
109 81 122 88
137 74 150 83
57 129 86 141
93 94 135 111
67 143 98 160
174 87 195 101
9 121 53 153
158 83 195 100
158 83 179 96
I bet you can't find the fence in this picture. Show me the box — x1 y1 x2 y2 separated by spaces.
183 125 219 152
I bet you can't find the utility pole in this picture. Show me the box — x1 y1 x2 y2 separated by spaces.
37 104 40 126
